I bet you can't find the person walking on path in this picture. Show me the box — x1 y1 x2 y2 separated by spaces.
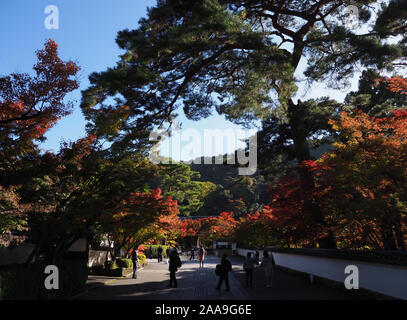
166 247 170 264
262 250 275 288
190 247 195 260
254 251 260 266
157 245 163 263
197 246 205 268
168 249 182 288
216 253 232 291
131 247 139 279
149 245 154 259
243 252 255 287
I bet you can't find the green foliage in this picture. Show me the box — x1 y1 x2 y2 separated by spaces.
345 69 407 117
155 162 216 216
142 245 170 258
0 187 27 237
106 260 118 270
116 258 133 268
190 157 269 217
80 0 405 171
3 139 161 265
138 253 146 265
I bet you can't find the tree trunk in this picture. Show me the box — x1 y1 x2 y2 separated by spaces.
381 222 397 250
287 99 311 166
393 221 406 251
25 233 47 265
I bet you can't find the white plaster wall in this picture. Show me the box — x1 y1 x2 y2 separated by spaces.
236 248 407 300
272 252 407 300
236 248 264 260
88 250 109 267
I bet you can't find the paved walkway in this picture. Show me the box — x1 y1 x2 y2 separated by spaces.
229 256 356 300
81 255 356 300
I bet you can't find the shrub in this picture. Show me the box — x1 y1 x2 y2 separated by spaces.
105 260 118 270
142 244 170 258
116 258 133 269
138 253 146 265
89 265 104 275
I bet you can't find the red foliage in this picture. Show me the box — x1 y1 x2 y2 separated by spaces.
385 76 407 95
0 39 80 148
182 219 201 237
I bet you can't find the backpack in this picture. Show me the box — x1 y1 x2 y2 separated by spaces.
215 264 222 276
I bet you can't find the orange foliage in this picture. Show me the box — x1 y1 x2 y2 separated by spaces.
386 76 407 95
0 39 80 148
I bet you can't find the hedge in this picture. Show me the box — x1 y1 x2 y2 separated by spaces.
116 258 133 269
138 253 146 265
142 245 170 259
105 260 118 270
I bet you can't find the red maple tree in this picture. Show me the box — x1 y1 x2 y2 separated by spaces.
0 39 80 150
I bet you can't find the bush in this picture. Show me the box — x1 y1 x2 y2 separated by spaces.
142 245 170 258
89 265 104 275
116 258 133 269
138 253 146 265
105 260 118 270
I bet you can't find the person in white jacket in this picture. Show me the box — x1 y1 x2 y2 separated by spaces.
262 250 275 288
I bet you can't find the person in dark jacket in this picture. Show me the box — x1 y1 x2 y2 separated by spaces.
190 247 195 260
216 253 232 291
254 251 260 265
131 248 138 279
168 249 182 288
149 245 154 259
157 245 163 263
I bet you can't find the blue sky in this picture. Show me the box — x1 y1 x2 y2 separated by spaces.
0 0 359 157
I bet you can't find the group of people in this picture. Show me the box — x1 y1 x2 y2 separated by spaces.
135 245 275 290
215 250 275 291
242 250 275 288
144 245 183 287
149 245 174 264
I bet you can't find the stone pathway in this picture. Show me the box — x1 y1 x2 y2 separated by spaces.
83 256 249 300
82 255 357 300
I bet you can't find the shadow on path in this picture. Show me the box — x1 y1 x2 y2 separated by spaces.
83 255 358 300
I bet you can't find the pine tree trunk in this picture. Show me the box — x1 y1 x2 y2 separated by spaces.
288 99 311 166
